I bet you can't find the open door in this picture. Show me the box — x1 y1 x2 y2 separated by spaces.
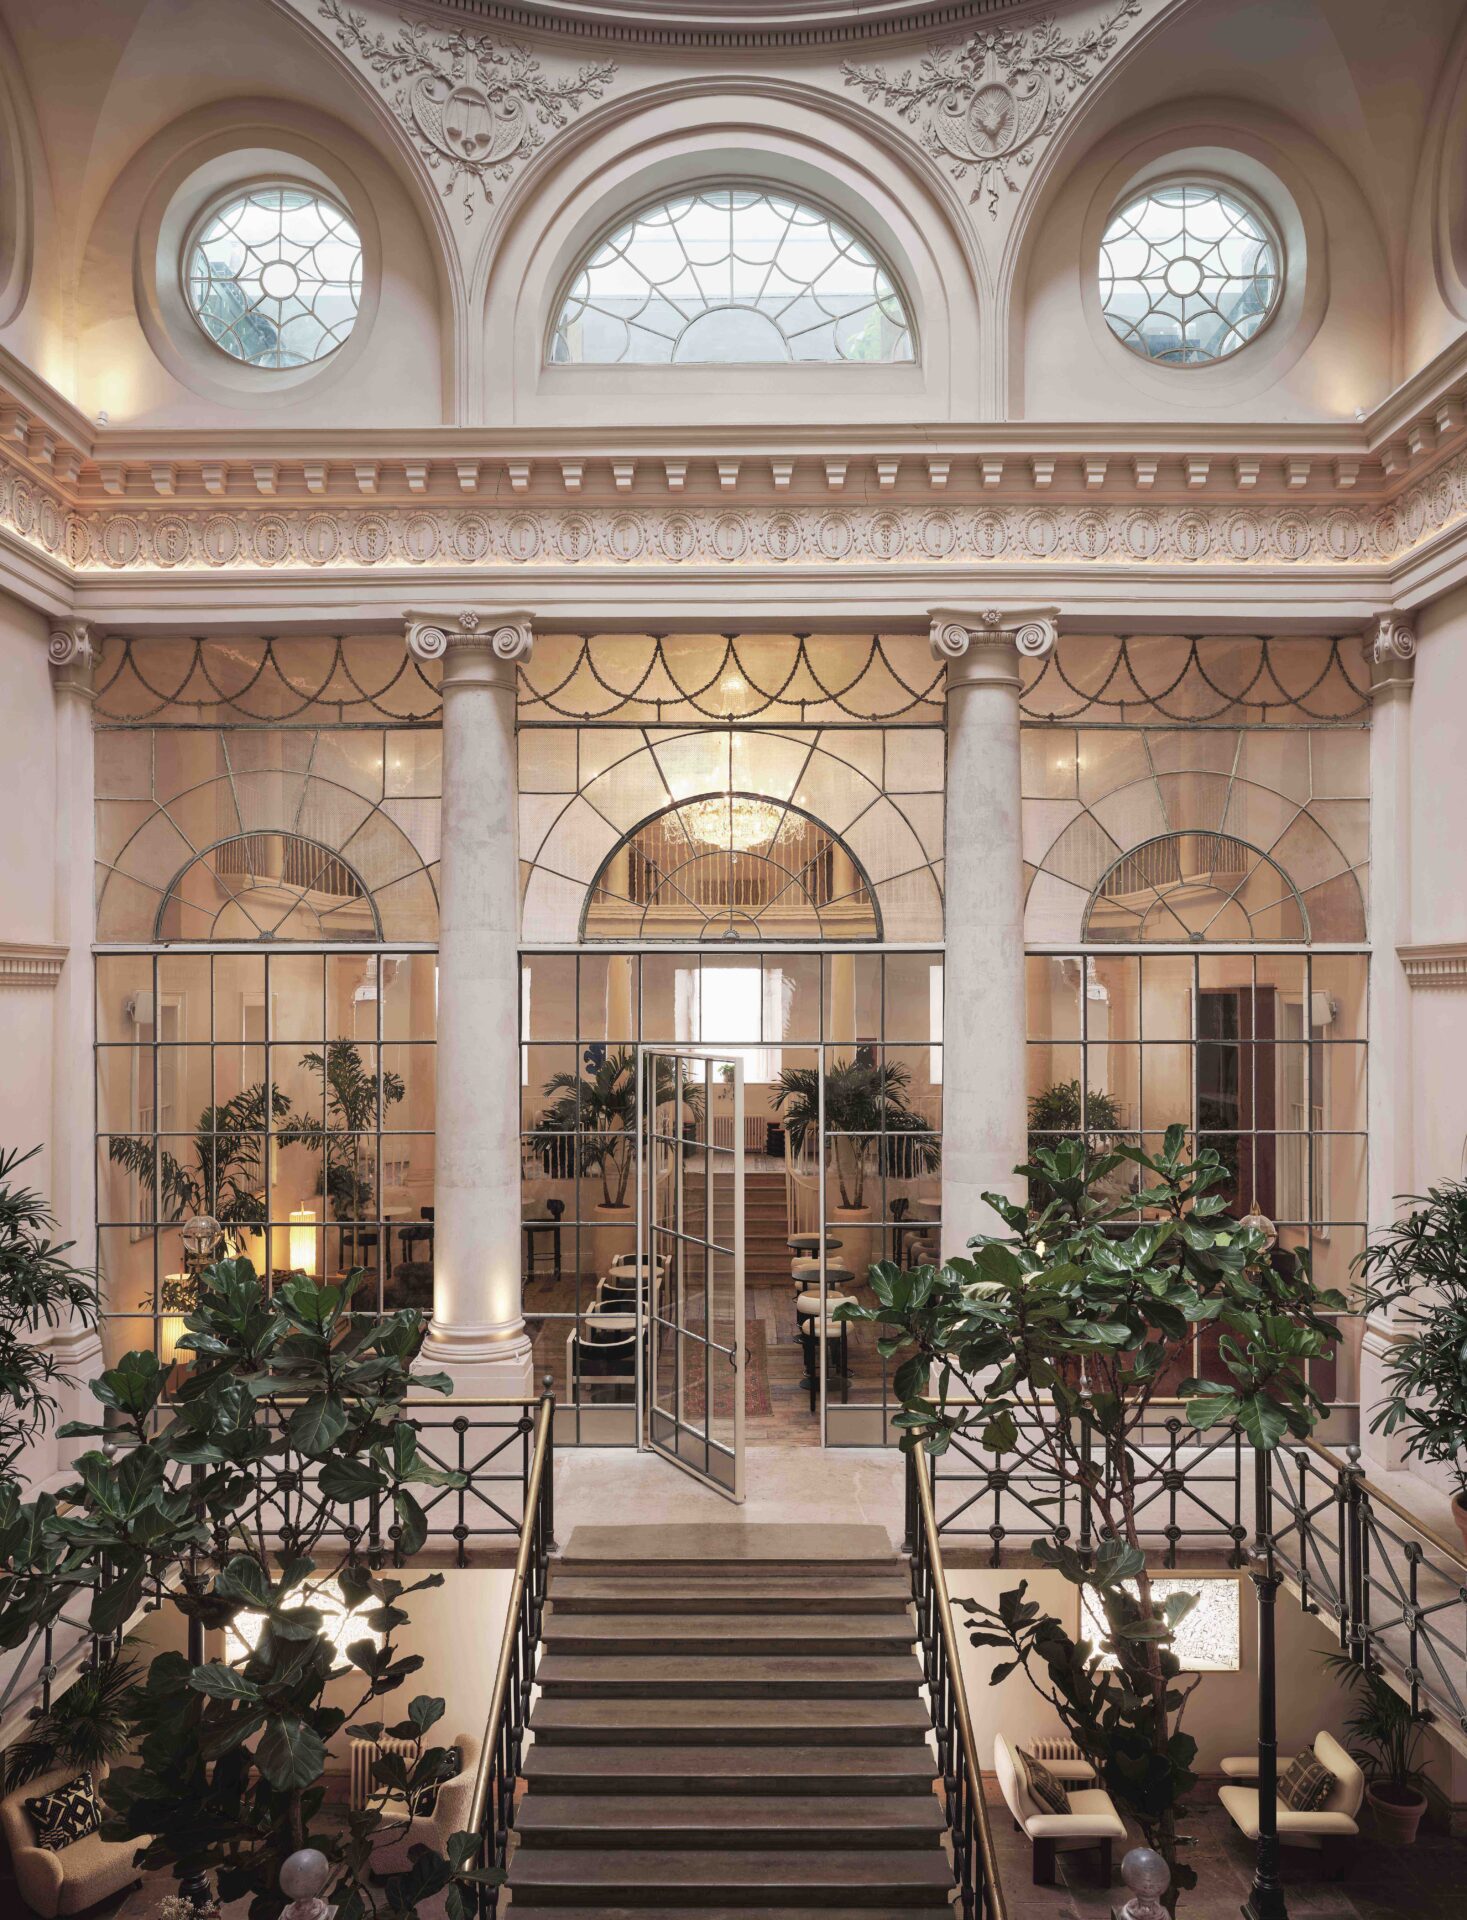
639 1046 745 1502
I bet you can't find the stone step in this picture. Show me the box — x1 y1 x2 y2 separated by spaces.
534 1652 924 1699
520 1743 938 1796
528 1697 931 1745
514 1793 945 1849
558 1524 897 1564
541 1611 915 1657
505 1848 956 1907
547 1574 911 1613
504 1910 955 1919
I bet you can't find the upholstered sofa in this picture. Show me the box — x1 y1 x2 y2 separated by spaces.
1218 1730 1364 1872
993 1733 1126 1886
368 1730 481 1879
0 1759 144 1918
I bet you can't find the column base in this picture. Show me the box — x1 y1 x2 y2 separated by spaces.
420 1322 536 1401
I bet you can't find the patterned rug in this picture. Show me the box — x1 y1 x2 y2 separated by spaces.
678 1319 774 1420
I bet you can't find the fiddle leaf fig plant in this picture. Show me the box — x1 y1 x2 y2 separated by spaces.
0 1256 494 1916
836 1125 1347 1905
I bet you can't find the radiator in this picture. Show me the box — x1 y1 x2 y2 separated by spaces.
349 1734 419 1811
1028 1737 1086 1764
708 1114 769 1154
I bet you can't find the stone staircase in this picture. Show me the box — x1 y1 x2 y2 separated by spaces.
505 1522 954 1914
682 1167 795 1284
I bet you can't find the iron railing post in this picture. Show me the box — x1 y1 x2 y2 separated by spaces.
1244 1447 1287 1920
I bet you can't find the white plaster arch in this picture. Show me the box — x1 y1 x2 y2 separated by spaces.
75 97 454 429
0 11 37 333
1422 14 1467 336
476 78 989 428
1008 95 1391 421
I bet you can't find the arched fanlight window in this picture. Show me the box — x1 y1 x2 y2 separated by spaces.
582 796 882 942
157 833 381 942
549 186 915 365
1084 833 1307 943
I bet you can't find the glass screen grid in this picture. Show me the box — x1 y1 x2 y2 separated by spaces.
94 948 436 1365
1025 946 1366 1413
519 947 944 1446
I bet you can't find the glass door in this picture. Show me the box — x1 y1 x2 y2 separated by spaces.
639 1046 745 1501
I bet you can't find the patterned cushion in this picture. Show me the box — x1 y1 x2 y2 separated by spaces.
23 1772 103 1851
408 1745 463 1817
1018 1748 1071 1816
1279 1747 1336 1813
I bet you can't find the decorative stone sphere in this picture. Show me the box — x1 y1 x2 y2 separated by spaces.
280 1849 331 1900
181 1213 221 1262
1122 1846 1171 1896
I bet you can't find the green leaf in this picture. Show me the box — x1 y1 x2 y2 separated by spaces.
188 1663 262 1702
394 1488 428 1557
408 1694 445 1734
255 1715 328 1790
317 1455 386 1503
1235 1392 1290 1451
288 1394 349 1455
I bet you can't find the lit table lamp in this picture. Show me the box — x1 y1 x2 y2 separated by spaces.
290 1206 319 1277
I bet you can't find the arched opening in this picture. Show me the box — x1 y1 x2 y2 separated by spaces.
1083 831 1308 943
580 794 882 941
157 832 381 941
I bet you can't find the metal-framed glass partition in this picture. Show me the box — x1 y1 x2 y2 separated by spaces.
641 1047 746 1500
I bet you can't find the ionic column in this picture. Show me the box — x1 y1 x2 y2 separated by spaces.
1361 614 1415 1467
930 609 1057 1259
406 612 534 1397
48 622 104 1431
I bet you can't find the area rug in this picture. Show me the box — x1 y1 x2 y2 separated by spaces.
678 1319 774 1420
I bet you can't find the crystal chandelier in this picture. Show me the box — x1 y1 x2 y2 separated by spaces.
681 794 783 852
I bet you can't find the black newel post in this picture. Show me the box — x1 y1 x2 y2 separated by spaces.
1243 1447 1288 1920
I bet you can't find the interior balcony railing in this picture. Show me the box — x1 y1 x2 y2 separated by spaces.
929 1402 1467 1759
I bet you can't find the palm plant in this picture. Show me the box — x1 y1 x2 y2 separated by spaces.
1027 1080 1128 1206
1324 1653 1430 1822
1 1654 137 1791
533 1049 703 1209
774 1055 938 1210
106 1083 292 1243
0 1145 99 1483
278 1041 405 1223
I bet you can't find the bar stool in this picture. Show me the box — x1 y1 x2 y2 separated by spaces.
794 1289 851 1413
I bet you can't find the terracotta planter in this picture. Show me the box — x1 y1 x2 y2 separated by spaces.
1452 1491 1467 1558
1367 1782 1427 1846
831 1205 871 1221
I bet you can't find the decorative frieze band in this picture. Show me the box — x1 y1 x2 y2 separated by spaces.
0 942 67 989
6 444 1467 578
1399 944 1467 990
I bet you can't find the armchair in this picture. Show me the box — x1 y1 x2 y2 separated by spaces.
0 1761 145 1919
369 1731 480 1878
1218 1730 1363 1873
993 1733 1124 1887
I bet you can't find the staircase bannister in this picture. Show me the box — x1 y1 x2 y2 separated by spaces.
908 1445 1008 1920
463 1389 556 1917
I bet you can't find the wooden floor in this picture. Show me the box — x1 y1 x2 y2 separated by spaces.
525 1276 895 1447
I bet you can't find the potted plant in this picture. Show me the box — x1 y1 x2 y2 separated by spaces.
107 1082 291 1253
277 1040 406 1265
774 1055 939 1218
0 1144 99 1485
1027 1080 1128 1206
1353 1181 1467 1552
1325 1654 1431 1844
532 1048 702 1213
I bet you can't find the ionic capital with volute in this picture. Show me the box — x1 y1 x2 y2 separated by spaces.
48 620 97 700
929 607 1058 689
1366 612 1415 694
404 610 535 668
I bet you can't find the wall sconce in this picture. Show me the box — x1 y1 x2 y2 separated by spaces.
289 1206 318 1277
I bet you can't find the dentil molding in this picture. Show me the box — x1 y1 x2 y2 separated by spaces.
8 446 1467 576
0 942 67 989
1399 944 1467 990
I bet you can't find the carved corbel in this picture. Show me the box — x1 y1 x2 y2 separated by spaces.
1366 613 1415 691
404 611 534 665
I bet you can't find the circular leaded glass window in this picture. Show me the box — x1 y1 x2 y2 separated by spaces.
185 184 362 369
1099 181 1281 366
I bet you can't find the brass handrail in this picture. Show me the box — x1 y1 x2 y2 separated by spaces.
465 1392 555 1848
912 1448 1009 1920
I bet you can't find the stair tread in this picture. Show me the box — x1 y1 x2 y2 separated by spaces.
551 1576 909 1602
522 1744 937 1780
560 1524 897 1562
531 1698 930 1733
508 1849 956 1888
536 1653 922 1688
544 1611 912 1641
516 1794 944 1834
504 1910 956 1919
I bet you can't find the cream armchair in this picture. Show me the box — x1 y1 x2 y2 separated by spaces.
0 1760 145 1918
369 1731 480 1878
994 1733 1125 1886
1218 1730 1363 1874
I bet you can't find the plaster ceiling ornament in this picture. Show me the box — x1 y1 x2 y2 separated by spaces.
843 1 1142 218
319 2 615 217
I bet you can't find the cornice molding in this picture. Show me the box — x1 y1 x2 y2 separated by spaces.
1399 943 1467 990
0 942 67 990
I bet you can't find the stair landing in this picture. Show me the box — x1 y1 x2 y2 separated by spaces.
506 1524 952 1911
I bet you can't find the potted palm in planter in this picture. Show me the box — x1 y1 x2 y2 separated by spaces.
1354 1180 1467 1552
774 1055 939 1220
1325 1655 1431 1844
533 1048 703 1216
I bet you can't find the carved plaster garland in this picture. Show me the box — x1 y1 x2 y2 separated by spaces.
844 1 1143 217
319 2 615 216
